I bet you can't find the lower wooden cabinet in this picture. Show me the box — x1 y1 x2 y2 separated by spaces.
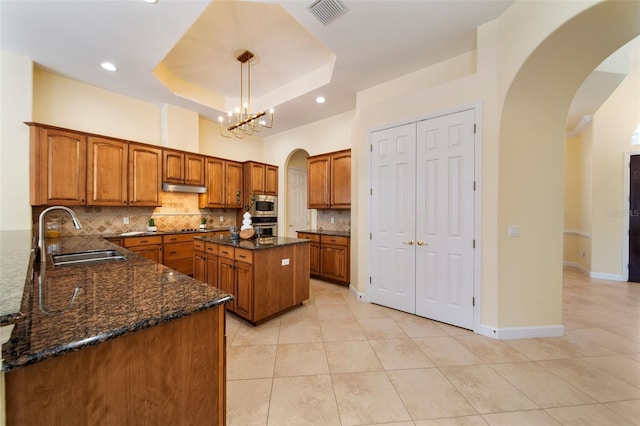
297 232 350 284
195 241 310 324
123 235 162 263
163 234 196 275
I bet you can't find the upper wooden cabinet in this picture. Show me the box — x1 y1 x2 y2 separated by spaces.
129 144 162 207
243 161 278 196
199 158 243 209
29 124 87 206
87 137 128 206
163 149 205 186
307 149 350 209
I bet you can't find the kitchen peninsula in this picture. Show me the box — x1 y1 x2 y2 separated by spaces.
2 233 232 425
194 235 310 324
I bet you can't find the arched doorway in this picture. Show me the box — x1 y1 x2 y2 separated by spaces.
496 1 640 336
285 149 310 238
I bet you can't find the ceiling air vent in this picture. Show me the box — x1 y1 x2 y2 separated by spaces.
307 0 347 26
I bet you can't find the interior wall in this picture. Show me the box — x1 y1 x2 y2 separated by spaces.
591 74 640 278
0 52 32 231
198 117 264 162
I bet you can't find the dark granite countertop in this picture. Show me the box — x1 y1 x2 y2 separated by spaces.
102 227 231 239
195 235 310 250
2 234 232 372
295 229 351 238
0 230 34 326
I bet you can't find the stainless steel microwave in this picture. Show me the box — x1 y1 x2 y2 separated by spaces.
250 194 277 218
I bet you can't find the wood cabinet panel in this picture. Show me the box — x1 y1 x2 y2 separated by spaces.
199 157 225 208
206 254 218 288
234 261 253 319
248 162 265 195
123 236 162 248
321 244 349 283
163 241 193 261
29 125 87 206
297 232 320 276
127 244 162 263
307 154 330 208
330 150 351 208
225 160 243 208
129 144 162 207
163 150 184 184
87 137 128 206
218 257 236 311
184 153 205 186
194 251 206 282
265 165 278 195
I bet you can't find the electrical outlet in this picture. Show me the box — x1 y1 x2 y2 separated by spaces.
331 217 335 223
123 217 129 225
281 258 290 266
219 216 224 222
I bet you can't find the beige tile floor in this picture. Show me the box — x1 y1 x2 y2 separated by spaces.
225 269 640 426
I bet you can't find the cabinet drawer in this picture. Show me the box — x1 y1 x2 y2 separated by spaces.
194 240 205 251
218 246 234 260
234 248 253 264
297 232 320 243
123 235 162 248
164 258 193 276
163 233 195 243
205 243 219 255
320 235 349 246
163 241 193 260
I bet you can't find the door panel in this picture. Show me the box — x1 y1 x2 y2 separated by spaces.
629 155 640 282
287 168 308 237
415 110 475 329
370 123 417 313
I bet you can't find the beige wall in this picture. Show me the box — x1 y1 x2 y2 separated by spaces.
591 74 640 278
0 52 32 231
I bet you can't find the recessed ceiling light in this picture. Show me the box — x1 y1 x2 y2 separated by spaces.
315 96 326 104
143 0 158 3
100 62 118 72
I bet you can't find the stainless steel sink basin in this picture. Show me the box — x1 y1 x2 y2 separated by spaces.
52 249 127 266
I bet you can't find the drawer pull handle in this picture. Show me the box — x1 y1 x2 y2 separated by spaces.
141 240 148 243
239 255 246 258
170 251 177 254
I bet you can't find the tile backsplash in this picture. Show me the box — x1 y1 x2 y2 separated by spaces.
317 210 351 232
32 192 237 236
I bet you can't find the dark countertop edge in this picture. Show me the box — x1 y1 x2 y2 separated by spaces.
0 247 36 327
295 229 351 237
194 235 311 249
2 294 233 373
102 229 230 239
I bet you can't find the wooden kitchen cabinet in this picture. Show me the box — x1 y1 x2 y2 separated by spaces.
225 160 243 208
163 233 197 276
217 250 236 311
297 232 350 284
163 149 205 186
87 137 128 206
307 149 351 209
199 157 225 208
297 232 320 276
123 235 162 263
28 124 87 206
194 240 218 287
234 258 254 320
243 161 278 196
128 144 162 207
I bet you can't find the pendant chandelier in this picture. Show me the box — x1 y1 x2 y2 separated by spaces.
219 50 274 139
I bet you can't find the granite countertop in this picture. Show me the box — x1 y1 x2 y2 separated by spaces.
195 235 311 250
102 227 231 239
1 234 233 373
0 230 34 326
296 229 351 238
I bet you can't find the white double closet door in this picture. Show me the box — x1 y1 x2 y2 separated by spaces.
370 109 476 330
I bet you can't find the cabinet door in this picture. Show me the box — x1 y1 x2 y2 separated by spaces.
163 150 184 184
234 261 253 320
87 137 128 206
185 154 205 186
309 243 320 276
265 165 278 195
307 154 330 208
218 257 236 311
206 254 218 287
320 244 349 283
225 161 243 208
129 144 162 207
128 245 162 263
330 150 351 208
247 162 265 194
32 127 87 206
194 252 207 282
200 157 225 208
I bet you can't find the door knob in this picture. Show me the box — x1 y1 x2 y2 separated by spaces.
417 240 427 246
404 240 414 245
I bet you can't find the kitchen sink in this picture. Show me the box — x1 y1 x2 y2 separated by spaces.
52 249 127 266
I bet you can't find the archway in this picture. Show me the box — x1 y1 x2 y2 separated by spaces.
496 1 640 334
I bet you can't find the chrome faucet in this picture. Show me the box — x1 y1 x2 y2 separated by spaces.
38 206 82 263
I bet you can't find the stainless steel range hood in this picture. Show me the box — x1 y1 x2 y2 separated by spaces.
162 182 207 194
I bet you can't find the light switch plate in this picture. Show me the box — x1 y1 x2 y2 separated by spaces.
123 217 129 225
508 225 520 237
282 258 290 266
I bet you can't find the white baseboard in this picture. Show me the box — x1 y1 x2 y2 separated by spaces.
477 324 564 340
589 272 624 281
349 284 367 302
563 261 589 275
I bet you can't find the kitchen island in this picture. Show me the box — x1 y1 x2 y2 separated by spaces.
194 235 310 324
1 233 232 425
